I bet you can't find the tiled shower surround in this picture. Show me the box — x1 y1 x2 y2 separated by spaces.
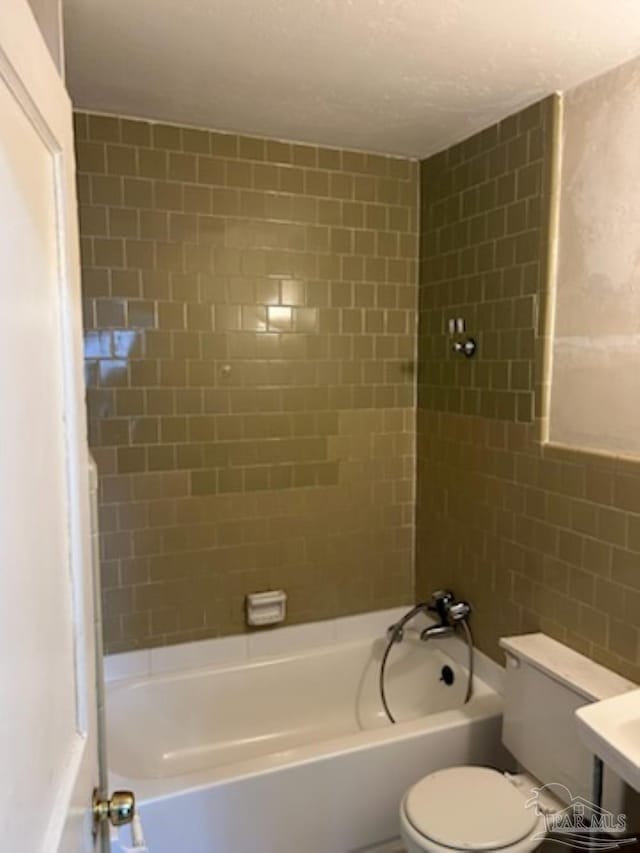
416 97 640 683
75 113 418 652
77 99 640 680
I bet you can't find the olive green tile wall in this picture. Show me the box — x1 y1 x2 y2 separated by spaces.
75 112 418 653
416 97 640 682
419 100 549 424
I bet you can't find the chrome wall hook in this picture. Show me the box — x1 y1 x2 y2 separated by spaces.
453 337 477 358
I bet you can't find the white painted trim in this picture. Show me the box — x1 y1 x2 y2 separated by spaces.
40 733 87 853
0 4 97 850
539 92 563 443
544 439 640 467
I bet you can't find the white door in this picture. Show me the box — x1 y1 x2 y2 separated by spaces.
0 0 101 850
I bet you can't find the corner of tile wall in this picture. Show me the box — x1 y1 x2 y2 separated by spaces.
416 95 640 684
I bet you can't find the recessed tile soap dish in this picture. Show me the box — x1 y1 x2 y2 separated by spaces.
246 590 287 627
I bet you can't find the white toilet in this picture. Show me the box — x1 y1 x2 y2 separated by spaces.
399 634 630 853
400 766 547 852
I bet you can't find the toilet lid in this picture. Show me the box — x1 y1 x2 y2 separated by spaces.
404 766 538 850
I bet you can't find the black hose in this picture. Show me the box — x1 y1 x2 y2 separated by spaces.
461 618 474 704
378 603 428 725
379 631 398 724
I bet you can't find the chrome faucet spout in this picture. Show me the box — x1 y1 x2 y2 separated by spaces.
379 591 476 726
420 623 455 641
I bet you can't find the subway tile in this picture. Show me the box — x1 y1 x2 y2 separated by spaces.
211 132 238 158
237 135 265 161
154 181 183 210
183 185 211 215
121 119 151 147
77 111 416 652
76 141 106 174
152 124 182 150
107 144 137 176
182 128 210 155
124 178 153 208
265 140 292 164
139 210 169 241
415 95 640 680
168 152 197 182
138 148 168 180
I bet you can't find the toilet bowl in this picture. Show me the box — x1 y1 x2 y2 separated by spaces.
399 766 546 853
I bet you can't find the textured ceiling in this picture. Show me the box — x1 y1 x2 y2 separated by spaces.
64 0 640 157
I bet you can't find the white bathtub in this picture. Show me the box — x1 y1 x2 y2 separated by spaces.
107 608 507 853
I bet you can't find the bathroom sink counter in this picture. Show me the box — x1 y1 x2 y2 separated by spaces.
576 689 640 793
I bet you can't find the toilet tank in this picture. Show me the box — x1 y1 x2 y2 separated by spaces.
499 634 636 814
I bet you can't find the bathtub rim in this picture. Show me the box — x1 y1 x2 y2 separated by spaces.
104 605 505 695
107 629 469 703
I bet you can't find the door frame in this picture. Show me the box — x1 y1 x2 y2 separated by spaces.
0 1 100 849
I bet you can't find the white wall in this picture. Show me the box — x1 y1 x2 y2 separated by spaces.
550 55 640 456
26 0 63 74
